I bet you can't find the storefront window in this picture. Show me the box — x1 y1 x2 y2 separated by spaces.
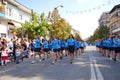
1 33 6 38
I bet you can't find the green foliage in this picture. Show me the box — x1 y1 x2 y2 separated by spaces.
87 25 110 41
11 9 74 40
13 10 50 39
55 18 72 40
48 9 72 40
74 33 82 41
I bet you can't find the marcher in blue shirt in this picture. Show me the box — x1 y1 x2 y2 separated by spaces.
75 39 80 57
51 36 60 64
67 34 75 64
57 38 62 60
61 39 65 50
48 41 52 51
104 37 112 58
80 41 86 53
30 39 35 56
60 39 65 59
112 35 120 61
102 38 107 56
43 38 49 60
95 40 101 51
65 39 69 56
31 36 42 64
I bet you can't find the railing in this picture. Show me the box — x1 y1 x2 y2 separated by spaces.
109 10 120 20
111 25 120 31
108 17 120 27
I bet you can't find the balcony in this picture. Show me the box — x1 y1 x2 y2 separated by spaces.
112 26 120 33
108 17 120 27
109 10 120 20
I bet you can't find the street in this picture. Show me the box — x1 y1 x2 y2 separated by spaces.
0 46 120 80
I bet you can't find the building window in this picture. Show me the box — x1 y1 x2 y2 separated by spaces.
7 7 12 16
118 12 120 17
1 33 6 38
19 14 23 20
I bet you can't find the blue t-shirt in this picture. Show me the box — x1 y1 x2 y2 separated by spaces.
65 42 68 48
61 40 65 48
34 39 41 48
51 39 60 49
67 38 75 46
30 42 35 49
96 41 100 46
49 42 52 49
113 38 120 47
75 40 80 48
105 39 111 47
80 42 86 47
43 41 49 49
102 40 107 47
58 39 61 49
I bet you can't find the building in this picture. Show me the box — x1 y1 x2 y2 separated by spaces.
108 4 120 35
0 0 31 38
99 12 109 27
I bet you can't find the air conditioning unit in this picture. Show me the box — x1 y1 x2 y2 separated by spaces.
2 0 7 5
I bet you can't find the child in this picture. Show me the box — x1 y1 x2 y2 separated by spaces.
15 45 22 64
1 44 10 66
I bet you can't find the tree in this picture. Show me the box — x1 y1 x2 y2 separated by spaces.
12 9 74 40
74 33 82 41
87 25 110 41
12 10 50 39
98 25 110 39
47 9 72 40
55 18 72 40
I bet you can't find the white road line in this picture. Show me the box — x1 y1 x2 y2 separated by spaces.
92 53 104 80
89 53 97 80
0 68 14 74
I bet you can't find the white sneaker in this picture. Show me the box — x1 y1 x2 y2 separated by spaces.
31 61 35 64
39 59 42 62
52 61 55 65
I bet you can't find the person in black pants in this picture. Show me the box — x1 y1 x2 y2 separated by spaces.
13 40 17 62
0 38 3 65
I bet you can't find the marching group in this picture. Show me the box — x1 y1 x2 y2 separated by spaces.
0 34 87 66
95 34 120 61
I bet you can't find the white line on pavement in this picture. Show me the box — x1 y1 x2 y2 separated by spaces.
92 53 104 80
89 53 97 80
0 68 14 74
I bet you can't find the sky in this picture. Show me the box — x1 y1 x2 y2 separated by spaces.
16 0 119 39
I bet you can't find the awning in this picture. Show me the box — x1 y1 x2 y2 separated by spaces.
8 22 14 30
8 21 22 30
12 22 22 28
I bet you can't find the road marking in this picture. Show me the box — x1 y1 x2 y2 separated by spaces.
89 53 97 80
92 53 104 80
0 69 12 74
0 67 14 74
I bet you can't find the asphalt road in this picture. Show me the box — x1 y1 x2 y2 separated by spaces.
0 46 120 80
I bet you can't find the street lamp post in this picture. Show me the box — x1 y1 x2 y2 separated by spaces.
53 5 63 36
54 5 63 10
